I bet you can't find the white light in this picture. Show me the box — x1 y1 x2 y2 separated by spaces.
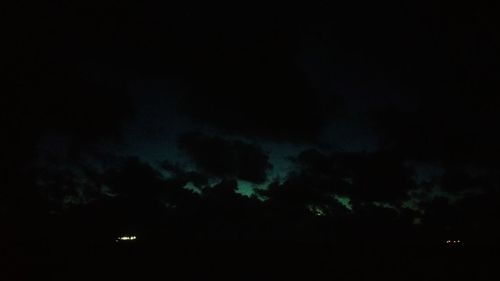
117 235 137 241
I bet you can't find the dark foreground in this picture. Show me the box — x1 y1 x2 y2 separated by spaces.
3 234 498 281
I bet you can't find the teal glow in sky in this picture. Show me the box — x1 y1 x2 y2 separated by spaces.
335 195 353 211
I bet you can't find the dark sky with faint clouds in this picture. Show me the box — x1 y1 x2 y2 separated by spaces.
6 6 500 281
6 0 500 203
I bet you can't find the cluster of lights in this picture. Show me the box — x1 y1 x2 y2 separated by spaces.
446 240 461 244
307 205 327 217
116 235 137 241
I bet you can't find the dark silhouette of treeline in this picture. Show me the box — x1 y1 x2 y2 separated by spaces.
2 153 499 280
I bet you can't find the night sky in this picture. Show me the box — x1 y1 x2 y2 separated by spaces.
3 1 500 280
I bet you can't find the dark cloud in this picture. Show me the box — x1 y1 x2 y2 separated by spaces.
340 151 416 202
175 25 341 143
259 150 347 210
288 149 416 203
420 187 500 244
327 1 500 170
440 168 484 193
299 1 500 171
5 14 134 203
160 160 209 191
4 64 133 219
102 157 164 198
257 148 416 225
178 132 272 183
372 99 500 167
